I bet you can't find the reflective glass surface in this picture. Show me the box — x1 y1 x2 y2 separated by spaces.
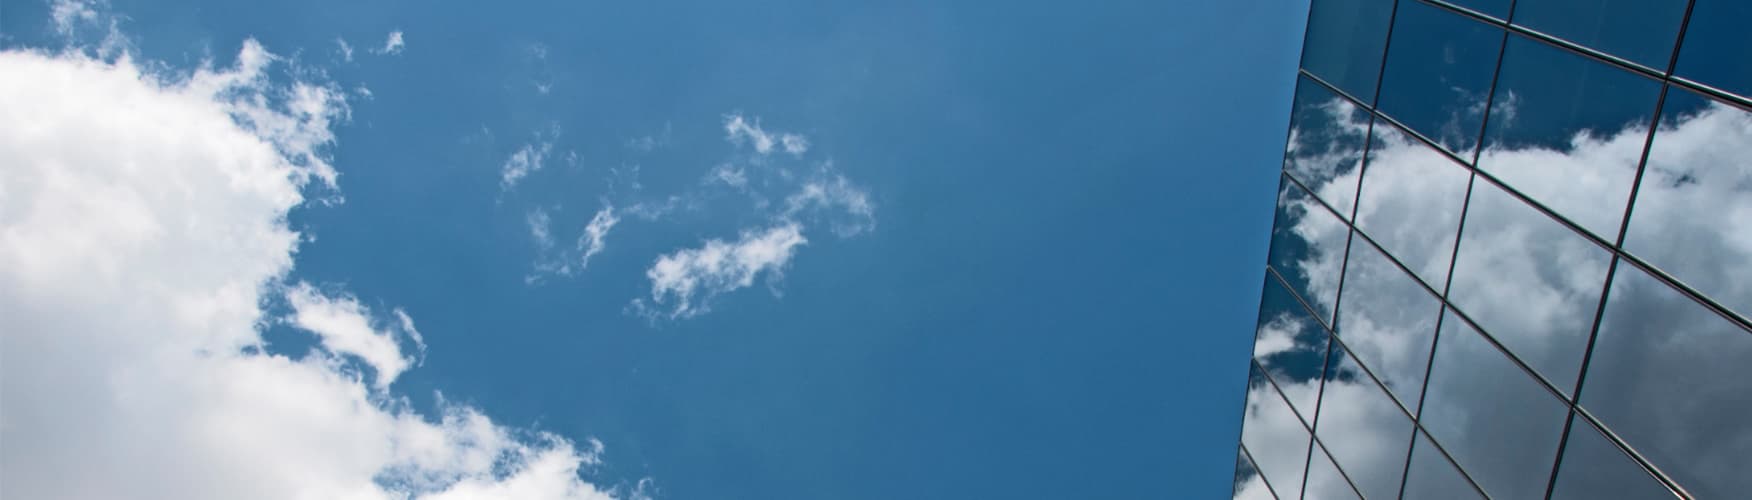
1300 0 1394 102
1254 273 1331 423
1266 175 1350 326
1419 310 1567 499
1284 75 1371 221
1548 414 1676 500
1478 35 1662 240
1446 0 1509 21
1311 345 1411 500
1233 446 1276 500
1401 431 1484 500
1512 0 1686 71
1333 238 1439 409
1675 0 1752 99
1240 365 1310 498
1377 0 1504 156
1622 88 1752 323
1303 441 1362 500
1353 121 1469 288
1582 263 1752 499
1446 177 1609 395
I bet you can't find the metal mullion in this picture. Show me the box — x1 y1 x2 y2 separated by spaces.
1239 443 1285 500
1570 406 1693 499
1254 345 1323 429
1548 1 1701 498
1297 69 1377 115
1267 265 1338 337
1307 434 1371 500
1299 321 1338 499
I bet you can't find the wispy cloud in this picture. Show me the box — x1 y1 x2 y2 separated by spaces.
335 37 354 62
725 113 808 156
375 29 404 55
501 138 554 191
638 223 807 319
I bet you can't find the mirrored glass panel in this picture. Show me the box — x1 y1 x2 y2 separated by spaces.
1312 345 1413 500
1284 75 1371 220
1303 441 1362 500
1300 0 1394 102
1548 414 1677 500
1446 177 1610 395
1419 309 1567 499
1622 88 1752 323
1254 273 1331 423
1354 121 1470 288
1233 445 1278 500
1266 175 1350 326
1581 263 1752 499
1402 430 1485 500
1241 365 1311 498
1478 35 1662 240
1674 0 1752 99
1446 0 1509 21
1334 237 1440 409
1513 0 1686 71
1377 0 1504 156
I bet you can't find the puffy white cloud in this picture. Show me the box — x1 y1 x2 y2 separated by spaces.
377 30 406 55
0 39 626 500
640 223 807 319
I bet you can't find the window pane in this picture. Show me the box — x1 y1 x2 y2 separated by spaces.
1581 263 1752 499
1312 345 1413 500
1446 178 1610 396
1284 75 1371 220
1300 0 1394 102
1304 441 1363 500
1477 35 1662 240
1234 445 1279 500
1334 238 1440 409
1674 0 1752 99
1622 88 1752 324
1254 273 1331 424
1419 310 1568 499
1447 0 1510 20
1378 0 1504 156
1241 365 1311 497
1354 121 1470 288
1548 414 1677 500
1513 0 1687 71
1402 431 1485 500
1266 175 1350 326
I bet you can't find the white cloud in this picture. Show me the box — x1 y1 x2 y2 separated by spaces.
526 204 619 284
640 223 807 319
0 39 627 500
376 30 405 55
578 205 619 269
724 113 808 156
501 140 553 191
783 169 876 237
336 37 355 62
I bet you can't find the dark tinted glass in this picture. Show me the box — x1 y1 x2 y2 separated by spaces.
1446 177 1610 395
1233 445 1278 500
1300 0 1394 102
1622 88 1752 324
1377 0 1504 156
1304 441 1363 500
1582 263 1752 498
1675 0 1752 99
1402 431 1485 500
1266 175 1350 326
1478 35 1662 240
1312 345 1412 500
1241 366 1310 497
1513 0 1687 71
1447 0 1509 20
1419 310 1567 499
1254 273 1331 422
1334 238 1440 409
1354 121 1470 288
1284 75 1371 220
1548 414 1677 500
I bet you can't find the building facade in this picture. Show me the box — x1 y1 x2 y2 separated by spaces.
1231 0 1752 498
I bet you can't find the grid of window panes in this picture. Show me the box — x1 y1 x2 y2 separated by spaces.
1232 0 1752 498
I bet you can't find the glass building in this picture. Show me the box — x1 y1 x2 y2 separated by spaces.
1231 0 1752 498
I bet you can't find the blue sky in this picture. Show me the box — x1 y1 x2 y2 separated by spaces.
0 0 1307 498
